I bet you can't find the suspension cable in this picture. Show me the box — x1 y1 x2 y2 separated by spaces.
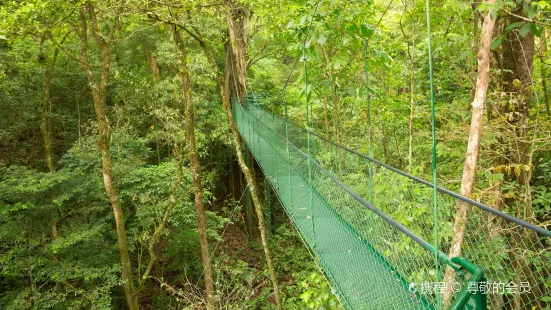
424 0 441 308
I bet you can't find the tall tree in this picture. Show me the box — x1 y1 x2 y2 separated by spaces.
500 5 538 309
40 42 59 173
77 4 138 309
171 24 216 310
226 1 249 100
224 3 283 308
443 0 497 305
399 0 416 173
539 29 549 116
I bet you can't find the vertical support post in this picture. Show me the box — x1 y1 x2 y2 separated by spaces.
303 44 315 246
245 145 253 242
424 0 441 308
255 113 260 151
266 179 272 236
273 126 278 190
330 84 339 175
284 100 293 210
364 43 374 204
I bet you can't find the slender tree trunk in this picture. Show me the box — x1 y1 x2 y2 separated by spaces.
78 5 138 310
139 153 184 290
407 70 414 174
226 2 249 100
41 42 61 258
224 5 282 308
470 6 480 102
145 48 161 83
218 76 283 310
400 11 416 174
41 45 60 173
442 0 496 305
172 10 282 307
114 8 123 78
501 8 537 309
539 29 550 116
171 25 215 309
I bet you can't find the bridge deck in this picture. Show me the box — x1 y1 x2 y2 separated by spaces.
238 114 432 309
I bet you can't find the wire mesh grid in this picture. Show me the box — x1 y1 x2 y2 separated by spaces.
235 99 551 309
236 101 449 309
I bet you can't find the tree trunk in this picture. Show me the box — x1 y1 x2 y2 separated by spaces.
226 2 249 100
399 8 416 173
224 4 282 308
114 8 123 78
78 5 138 310
41 45 60 173
501 8 537 309
470 5 480 102
500 10 535 216
175 10 282 308
171 25 216 310
539 29 550 116
145 48 161 83
218 74 283 310
442 0 496 305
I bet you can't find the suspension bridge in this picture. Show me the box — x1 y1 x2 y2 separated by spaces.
233 97 551 310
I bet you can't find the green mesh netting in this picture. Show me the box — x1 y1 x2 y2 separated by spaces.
233 99 551 310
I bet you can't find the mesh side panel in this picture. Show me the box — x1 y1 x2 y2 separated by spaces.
237 100 551 309
235 103 438 309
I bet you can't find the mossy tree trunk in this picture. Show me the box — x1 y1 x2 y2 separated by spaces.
78 4 138 309
172 24 216 310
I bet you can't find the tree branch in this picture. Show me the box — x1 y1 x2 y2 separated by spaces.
503 9 551 27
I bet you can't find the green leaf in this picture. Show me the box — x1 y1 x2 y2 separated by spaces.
519 23 532 37
528 4 539 19
477 2 488 13
505 22 524 31
531 23 543 37
360 23 373 37
491 36 504 50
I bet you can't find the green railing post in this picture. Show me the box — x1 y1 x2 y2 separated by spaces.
424 0 441 307
245 144 253 242
303 42 315 245
448 257 487 310
266 179 272 236
284 100 293 211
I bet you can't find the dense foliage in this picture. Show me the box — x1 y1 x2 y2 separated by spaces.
0 0 550 308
